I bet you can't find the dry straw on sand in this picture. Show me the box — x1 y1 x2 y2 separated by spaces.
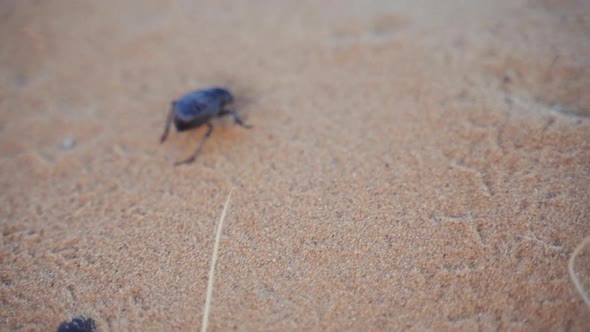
201 189 233 332
568 235 590 309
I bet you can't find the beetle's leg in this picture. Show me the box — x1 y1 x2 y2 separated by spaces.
160 103 176 143
174 123 214 166
221 109 252 128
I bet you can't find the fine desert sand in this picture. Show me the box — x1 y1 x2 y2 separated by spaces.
1 1 589 331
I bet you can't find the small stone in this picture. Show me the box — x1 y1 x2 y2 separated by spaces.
552 103 564 112
62 138 76 150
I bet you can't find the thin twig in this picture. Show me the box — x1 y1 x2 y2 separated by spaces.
568 235 590 309
201 188 233 332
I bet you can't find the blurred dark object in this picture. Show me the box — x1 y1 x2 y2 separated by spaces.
57 316 97 332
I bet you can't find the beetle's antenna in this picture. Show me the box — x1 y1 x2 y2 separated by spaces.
201 188 233 332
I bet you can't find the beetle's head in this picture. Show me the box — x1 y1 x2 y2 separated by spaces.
210 87 234 104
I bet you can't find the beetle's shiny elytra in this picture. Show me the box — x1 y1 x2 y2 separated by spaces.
160 87 251 165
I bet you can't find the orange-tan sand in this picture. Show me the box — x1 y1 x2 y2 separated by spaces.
1 1 589 330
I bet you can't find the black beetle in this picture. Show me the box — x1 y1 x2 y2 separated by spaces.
56 316 97 332
160 87 251 165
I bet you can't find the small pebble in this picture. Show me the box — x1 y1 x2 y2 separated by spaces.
552 103 564 112
62 138 76 150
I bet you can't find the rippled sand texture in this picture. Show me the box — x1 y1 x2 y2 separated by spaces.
1 1 589 330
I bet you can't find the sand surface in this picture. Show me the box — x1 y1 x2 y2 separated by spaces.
1 0 590 331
